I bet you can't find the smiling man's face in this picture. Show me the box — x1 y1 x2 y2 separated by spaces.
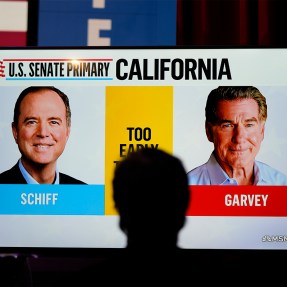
206 99 265 172
12 89 70 170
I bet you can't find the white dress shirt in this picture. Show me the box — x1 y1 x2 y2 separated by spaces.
187 152 287 185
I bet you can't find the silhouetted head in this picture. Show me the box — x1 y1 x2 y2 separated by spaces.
113 148 190 249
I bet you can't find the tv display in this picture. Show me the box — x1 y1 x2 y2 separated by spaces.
0 47 286 255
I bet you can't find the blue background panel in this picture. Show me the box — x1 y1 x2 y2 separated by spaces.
0 184 104 215
38 0 176 46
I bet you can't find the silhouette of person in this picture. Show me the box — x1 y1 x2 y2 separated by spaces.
78 148 193 287
111 148 192 286
113 148 190 251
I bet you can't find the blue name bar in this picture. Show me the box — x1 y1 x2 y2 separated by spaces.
0 184 104 215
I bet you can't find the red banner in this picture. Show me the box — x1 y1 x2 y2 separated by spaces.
0 0 28 46
0 32 26 46
187 186 287 216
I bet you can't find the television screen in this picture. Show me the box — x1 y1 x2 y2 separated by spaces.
0 47 286 253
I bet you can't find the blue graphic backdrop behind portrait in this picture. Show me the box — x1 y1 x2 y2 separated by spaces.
38 0 176 46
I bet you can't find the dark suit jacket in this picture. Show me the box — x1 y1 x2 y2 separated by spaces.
0 163 86 184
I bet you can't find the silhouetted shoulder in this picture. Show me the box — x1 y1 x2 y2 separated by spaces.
77 248 205 287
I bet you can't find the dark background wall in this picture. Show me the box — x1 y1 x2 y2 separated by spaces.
177 0 287 46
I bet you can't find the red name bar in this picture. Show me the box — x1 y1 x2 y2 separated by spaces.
187 186 287 216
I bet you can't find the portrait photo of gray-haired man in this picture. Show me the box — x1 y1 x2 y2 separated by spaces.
187 86 287 186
